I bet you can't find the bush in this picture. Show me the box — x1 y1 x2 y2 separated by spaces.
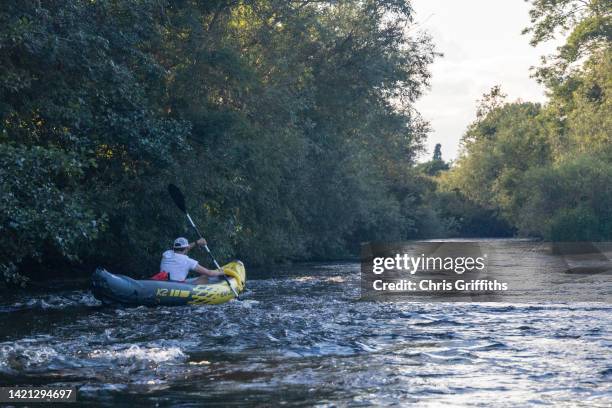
518 155 612 240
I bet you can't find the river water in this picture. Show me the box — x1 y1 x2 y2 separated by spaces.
0 243 611 406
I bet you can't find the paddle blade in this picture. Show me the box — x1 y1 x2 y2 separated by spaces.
168 184 186 213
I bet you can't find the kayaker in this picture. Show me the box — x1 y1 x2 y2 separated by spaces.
157 237 226 284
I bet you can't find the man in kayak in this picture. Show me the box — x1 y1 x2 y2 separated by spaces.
158 237 226 284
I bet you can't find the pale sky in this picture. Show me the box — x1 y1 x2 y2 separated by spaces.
411 0 560 162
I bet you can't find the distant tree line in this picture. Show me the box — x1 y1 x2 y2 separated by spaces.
1 0 441 284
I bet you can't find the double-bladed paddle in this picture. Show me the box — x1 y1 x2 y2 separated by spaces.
168 184 241 300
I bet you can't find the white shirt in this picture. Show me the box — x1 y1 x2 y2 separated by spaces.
160 250 199 281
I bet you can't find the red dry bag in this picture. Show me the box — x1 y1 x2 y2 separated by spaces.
150 271 169 281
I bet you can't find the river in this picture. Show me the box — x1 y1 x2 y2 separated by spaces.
0 241 611 406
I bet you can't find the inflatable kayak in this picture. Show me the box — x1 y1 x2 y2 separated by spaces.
91 261 246 306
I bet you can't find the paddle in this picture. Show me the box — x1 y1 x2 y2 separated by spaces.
168 184 241 300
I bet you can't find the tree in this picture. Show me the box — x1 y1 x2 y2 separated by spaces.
417 143 450 176
0 0 438 284
433 143 443 161
523 0 611 86
441 1 611 240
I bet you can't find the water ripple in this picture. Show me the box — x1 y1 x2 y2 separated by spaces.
0 263 609 406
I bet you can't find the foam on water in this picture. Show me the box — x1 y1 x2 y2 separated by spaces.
0 257 610 406
0 342 60 372
89 345 186 364
1 291 101 312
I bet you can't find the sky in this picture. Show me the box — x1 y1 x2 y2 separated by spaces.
410 0 560 162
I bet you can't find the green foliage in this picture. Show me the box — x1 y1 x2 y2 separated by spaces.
554 49 612 157
445 0 611 241
444 99 550 221
432 143 443 161
411 142 511 238
523 0 611 85
0 144 101 285
446 81 610 239
519 155 612 239
0 0 437 283
417 143 450 176
427 190 513 238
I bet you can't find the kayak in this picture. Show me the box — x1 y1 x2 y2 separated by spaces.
91 260 246 306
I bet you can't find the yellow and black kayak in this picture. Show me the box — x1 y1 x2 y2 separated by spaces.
91 261 246 306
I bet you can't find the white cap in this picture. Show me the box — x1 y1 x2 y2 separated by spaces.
173 237 189 249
